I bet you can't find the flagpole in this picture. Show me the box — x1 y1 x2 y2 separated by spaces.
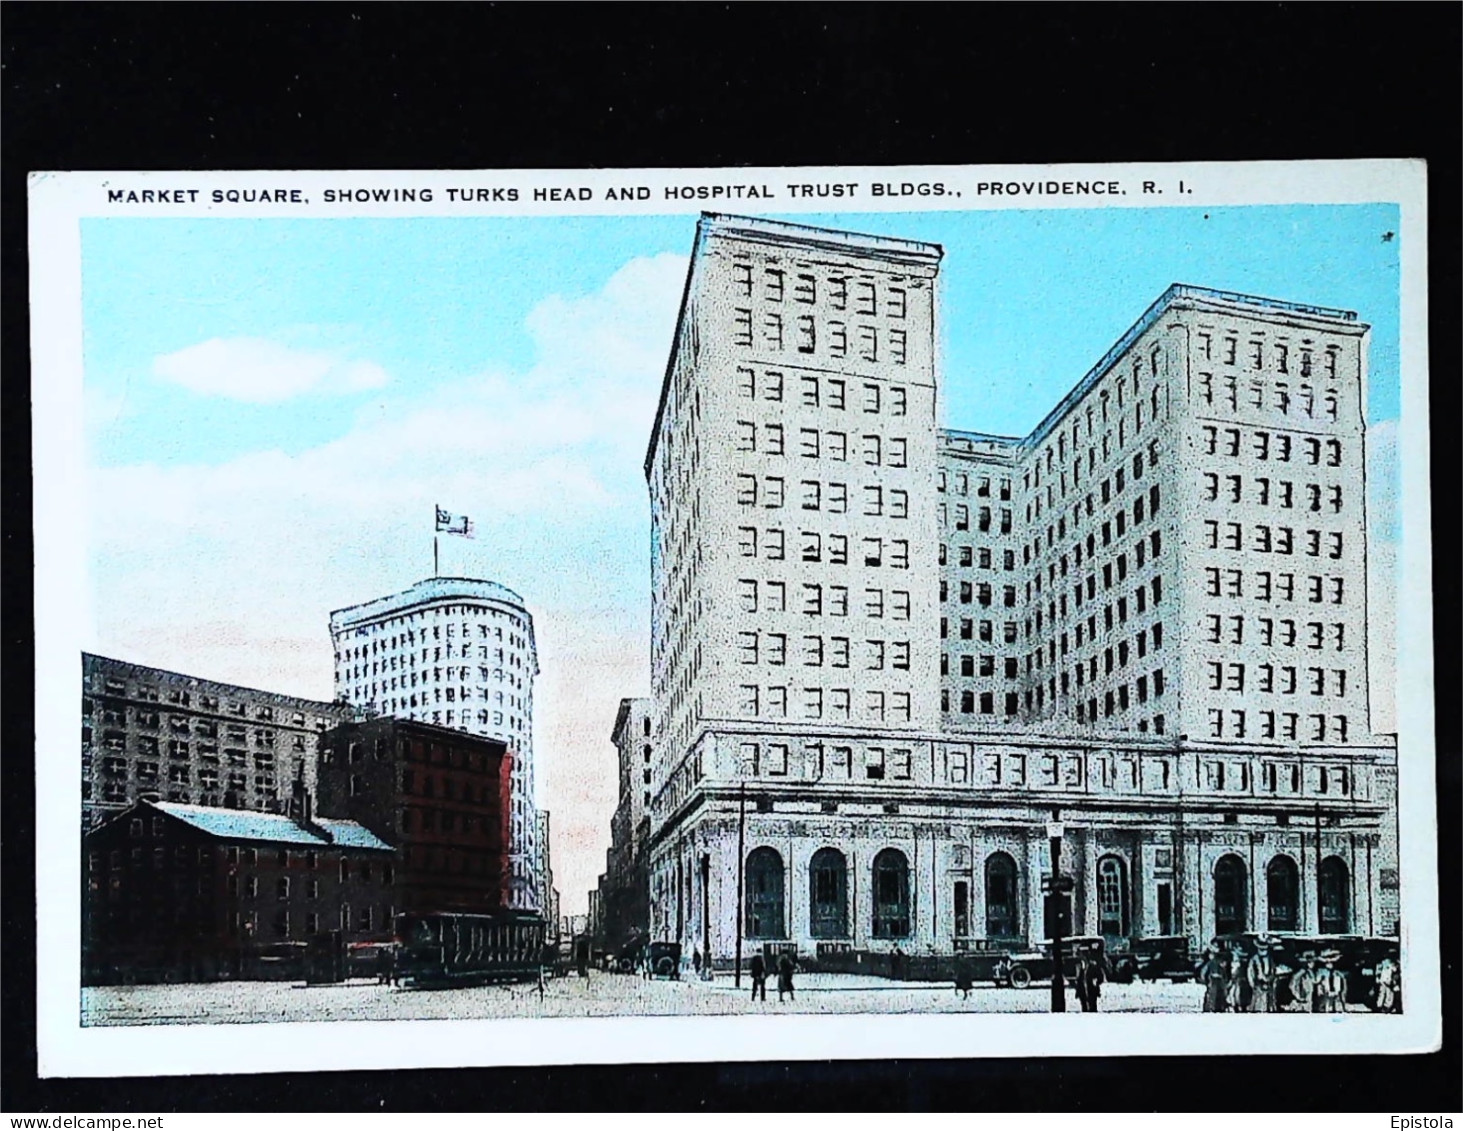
434 533 439 579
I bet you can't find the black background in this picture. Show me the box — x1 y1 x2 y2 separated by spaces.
4 2 1458 1113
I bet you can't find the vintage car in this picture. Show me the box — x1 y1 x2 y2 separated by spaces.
995 936 1106 989
1107 935 1194 983
647 940 682 979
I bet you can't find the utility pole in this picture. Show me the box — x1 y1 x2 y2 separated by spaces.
734 782 746 988
1046 811 1069 1013
701 853 711 980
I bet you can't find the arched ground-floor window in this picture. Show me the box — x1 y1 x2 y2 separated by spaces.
1096 854 1129 938
745 847 785 939
809 847 848 938
985 851 1020 941
872 848 910 938
1214 853 1248 935
1319 855 1351 934
1266 854 1299 932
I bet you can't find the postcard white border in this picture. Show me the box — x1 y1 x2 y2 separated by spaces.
30 160 1439 1077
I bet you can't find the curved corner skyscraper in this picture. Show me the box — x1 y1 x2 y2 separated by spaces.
329 577 543 911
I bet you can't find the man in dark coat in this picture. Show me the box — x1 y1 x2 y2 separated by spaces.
748 952 767 1001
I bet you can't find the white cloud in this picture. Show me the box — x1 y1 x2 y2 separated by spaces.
91 252 689 913
153 337 390 402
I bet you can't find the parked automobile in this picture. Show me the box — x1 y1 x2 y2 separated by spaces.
648 941 682 979
996 936 1105 989
1107 935 1194 983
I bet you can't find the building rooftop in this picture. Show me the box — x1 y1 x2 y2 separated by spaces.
1019 283 1367 451
698 211 944 268
83 652 344 714
144 801 394 852
330 576 530 631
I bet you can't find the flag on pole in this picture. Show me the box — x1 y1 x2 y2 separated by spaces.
435 506 475 539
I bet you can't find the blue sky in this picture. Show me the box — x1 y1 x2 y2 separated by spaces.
80 203 1402 910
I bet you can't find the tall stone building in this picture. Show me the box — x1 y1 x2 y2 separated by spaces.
594 698 653 954
81 653 353 831
329 577 546 911
643 213 1397 966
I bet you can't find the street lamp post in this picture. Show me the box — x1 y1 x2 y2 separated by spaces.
700 852 711 981
734 782 746 988
1047 814 1067 1013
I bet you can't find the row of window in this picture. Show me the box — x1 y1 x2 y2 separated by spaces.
941 617 1020 644
94 680 319 725
1202 522 1345 560
732 308 908 364
731 264 908 319
1203 468 1347 510
944 653 1021 679
1202 615 1348 652
1201 425 1345 466
942 579 1018 608
1195 331 1339 378
734 420 910 466
1206 661 1351 698
1203 569 1345 604
738 740 914 781
738 633 911 670
937 470 1012 499
737 527 913 568
1196 372 1340 421
941 503 1013 533
1208 710 1351 743
946 688 1021 717
735 475 911 517
942 543 1017 571
734 369 912 416
735 579 913 620
337 618 523 659
737 685 914 723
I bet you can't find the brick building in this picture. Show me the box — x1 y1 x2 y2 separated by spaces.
82 653 353 830
315 716 513 916
83 798 394 984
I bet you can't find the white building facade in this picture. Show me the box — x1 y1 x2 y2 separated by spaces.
644 214 1398 966
329 577 545 911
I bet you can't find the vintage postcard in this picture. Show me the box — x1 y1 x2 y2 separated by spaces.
29 160 1439 1077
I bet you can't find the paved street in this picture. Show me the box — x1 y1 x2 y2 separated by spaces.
82 972 1207 1026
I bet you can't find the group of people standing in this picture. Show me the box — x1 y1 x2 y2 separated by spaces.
747 952 798 1002
1199 940 1349 1012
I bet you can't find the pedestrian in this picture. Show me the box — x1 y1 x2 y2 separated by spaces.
1226 947 1252 1013
1374 955 1400 1013
953 959 973 1001
1289 951 1321 1012
536 964 547 1001
692 948 702 978
375 945 394 986
1247 938 1278 1013
1082 948 1100 1012
1199 946 1228 1012
1318 950 1348 1013
749 952 768 1002
891 945 906 982
777 952 796 1003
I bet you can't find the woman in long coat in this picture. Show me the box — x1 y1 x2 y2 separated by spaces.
1199 947 1228 1012
1225 948 1252 1013
1247 940 1278 1013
